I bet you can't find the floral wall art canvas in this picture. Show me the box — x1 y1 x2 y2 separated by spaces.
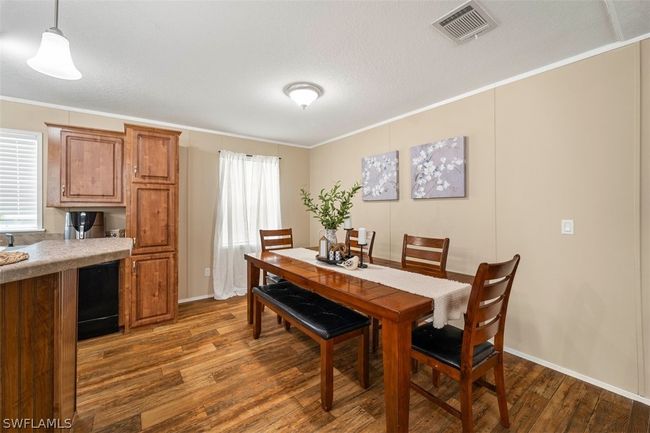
361 151 399 201
411 136 466 199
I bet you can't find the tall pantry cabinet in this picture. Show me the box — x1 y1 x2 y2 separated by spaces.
124 125 180 328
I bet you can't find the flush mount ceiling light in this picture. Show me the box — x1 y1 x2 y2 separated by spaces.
283 82 323 109
27 0 81 80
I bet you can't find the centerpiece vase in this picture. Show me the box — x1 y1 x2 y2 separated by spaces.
324 228 338 245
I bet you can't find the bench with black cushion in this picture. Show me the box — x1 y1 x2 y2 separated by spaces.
252 281 370 411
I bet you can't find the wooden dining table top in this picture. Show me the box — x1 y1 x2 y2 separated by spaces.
245 250 433 323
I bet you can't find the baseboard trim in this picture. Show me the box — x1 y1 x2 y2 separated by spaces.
178 294 213 304
504 346 650 406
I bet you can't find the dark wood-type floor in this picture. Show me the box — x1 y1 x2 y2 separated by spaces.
73 297 650 433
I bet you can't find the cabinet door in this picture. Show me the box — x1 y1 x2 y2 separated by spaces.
128 184 176 254
129 253 176 327
128 128 177 184
58 130 124 205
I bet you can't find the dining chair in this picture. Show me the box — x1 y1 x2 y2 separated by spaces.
259 228 294 324
401 234 450 278
371 234 451 353
345 229 376 264
410 254 521 433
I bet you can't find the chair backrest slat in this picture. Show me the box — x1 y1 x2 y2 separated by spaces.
346 229 376 264
462 254 520 365
401 234 450 278
475 296 505 323
481 279 509 301
407 236 447 249
472 316 501 345
260 228 294 252
403 247 442 263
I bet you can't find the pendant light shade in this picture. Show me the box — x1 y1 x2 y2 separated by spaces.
28 28 81 80
27 0 82 80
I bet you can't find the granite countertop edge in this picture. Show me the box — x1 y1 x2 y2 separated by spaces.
0 238 133 285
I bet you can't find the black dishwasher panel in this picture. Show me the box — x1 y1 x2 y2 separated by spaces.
78 260 120 340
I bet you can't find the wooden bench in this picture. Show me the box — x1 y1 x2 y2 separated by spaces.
252 281 370 411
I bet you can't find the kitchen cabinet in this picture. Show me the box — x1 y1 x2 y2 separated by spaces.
127 184 176 255
125 124 180 329
46 124 124 207
128 253 177 327
127 126 178 184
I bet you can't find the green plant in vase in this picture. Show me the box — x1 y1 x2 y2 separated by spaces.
300 181 361 245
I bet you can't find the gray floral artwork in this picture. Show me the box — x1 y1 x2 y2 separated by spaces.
411 136 466 199
361 151 399 201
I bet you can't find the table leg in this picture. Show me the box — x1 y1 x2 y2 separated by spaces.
382 318 412 433
246 261 260 325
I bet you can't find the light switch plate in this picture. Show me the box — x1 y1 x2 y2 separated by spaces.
561 219 574 235
204 267 211 277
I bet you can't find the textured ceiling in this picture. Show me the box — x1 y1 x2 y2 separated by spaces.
1 0 649 147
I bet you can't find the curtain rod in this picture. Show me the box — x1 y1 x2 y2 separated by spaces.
218 150 281 160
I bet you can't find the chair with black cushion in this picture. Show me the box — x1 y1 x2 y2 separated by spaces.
345 229 376 264
259 228 293 324
253 281 370 411
410 254 521 433
371 234 451 353
402 234 450 278
260 228 293 284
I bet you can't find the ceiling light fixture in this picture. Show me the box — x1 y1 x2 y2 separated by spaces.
27 0 81 80
283 82 323 109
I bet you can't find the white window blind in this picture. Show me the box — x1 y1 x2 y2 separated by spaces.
0 129 42 231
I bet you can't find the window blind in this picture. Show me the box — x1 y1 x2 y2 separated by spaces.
0 130 40 231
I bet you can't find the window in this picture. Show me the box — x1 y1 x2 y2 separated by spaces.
0 129 43 231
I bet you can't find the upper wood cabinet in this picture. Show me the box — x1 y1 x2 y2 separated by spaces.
46 124 124 207
126 125 178 184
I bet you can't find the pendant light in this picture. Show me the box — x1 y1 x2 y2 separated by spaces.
283 82 323 109
27 0 82 80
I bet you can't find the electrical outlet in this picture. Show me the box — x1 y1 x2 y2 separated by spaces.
561 219 574 235
203 267 211 277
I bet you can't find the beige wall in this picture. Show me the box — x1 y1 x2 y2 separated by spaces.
0 100 310 301
310 43 648 397
495 45 641 393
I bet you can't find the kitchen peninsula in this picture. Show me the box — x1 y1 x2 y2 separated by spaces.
0 238 132 431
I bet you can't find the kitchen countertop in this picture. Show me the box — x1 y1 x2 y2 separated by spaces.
0 238 133 284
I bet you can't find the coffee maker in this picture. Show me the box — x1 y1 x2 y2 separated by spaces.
64 211 105 240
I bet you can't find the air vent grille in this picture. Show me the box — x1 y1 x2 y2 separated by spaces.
433 0 497 43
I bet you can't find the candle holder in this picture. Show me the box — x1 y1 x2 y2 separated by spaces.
357 242 368 268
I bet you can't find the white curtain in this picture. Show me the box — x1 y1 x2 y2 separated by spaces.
213 151 281 299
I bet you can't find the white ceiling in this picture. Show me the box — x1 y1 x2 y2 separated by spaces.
1 1 649 147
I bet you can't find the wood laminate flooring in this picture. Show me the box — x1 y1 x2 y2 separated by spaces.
74 297 650 433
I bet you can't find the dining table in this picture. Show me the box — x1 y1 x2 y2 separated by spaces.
244 248 471 433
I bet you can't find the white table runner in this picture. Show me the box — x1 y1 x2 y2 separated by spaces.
272 248 471 328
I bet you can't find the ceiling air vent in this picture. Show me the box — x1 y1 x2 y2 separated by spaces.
432 0 497 43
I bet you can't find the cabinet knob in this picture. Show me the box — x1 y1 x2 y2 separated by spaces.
61 184 65 195
133 165 138 175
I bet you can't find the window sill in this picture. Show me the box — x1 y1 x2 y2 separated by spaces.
0 228 46 234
